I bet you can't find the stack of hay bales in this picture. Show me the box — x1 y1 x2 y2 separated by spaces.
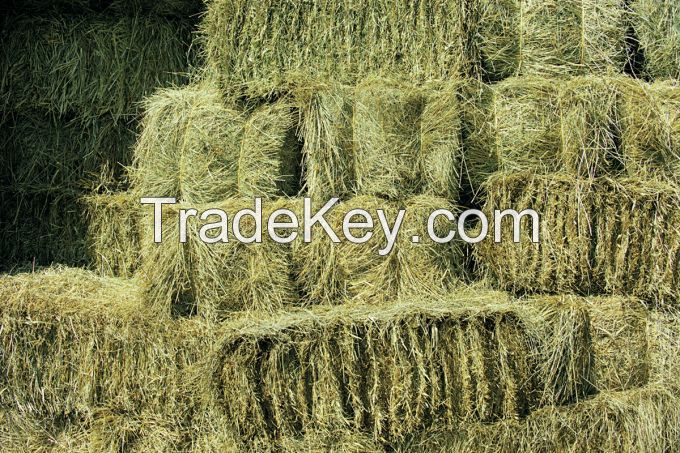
0 8 196 270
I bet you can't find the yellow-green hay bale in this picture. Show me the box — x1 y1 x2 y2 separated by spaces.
238 101 302 197
475 173 680 304
138 199 299 319
83 192 141 278
406 385 679 452
630 0 679 79
0 268 182 416
293 196 464 306
619 79 679 180
204 292 647 443
130 83 244 204
201 0 471 91
0 14 194 119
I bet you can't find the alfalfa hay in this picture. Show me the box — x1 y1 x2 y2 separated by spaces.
138 199 298 319
204 291 651 443
0 14 194 119
83 192 141 278
630 0 679 79
475 173 679 304
292 196 464 306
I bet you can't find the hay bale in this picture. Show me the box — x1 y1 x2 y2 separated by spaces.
475 173 680 304
83 192 141 278
139 199 299 319
293 196 464 306
0 14 194 119
0 112 135 191
0 189 88 271
205 292 649 443
408 385 680 452
619 79 679 180
201 0 471 90
130 83 301 203
0 0 203 17
630 0 679 79
0 268 181 416
130 83 244 204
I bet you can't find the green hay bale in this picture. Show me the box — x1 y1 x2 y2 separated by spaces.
201 0 472 90
0 268 181 416
0 189 88 271
619 79 679 180
138 199 298 319
130 83 301 203
0 112 135 191
520 0 628 76
0 14 194 119
204 292 648 443
490 76 677 179
293 196 464 306
238 101 301 197
407 385 680 452
130 83 244 204
83 192 141 278
630 0 679 79
475 173 680 304
294 80 356 200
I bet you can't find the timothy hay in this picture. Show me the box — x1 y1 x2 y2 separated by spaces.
201 0 471 91
130 83 301 203
238 101 301 198
204 292 649 443
138 199 298 319
406 385 680 452
0 268 181 416
619 79 679 180
130 83 244 203
490 75 678 179
0 189 88 271
0 112 136 191
630 0 679 79
0 14 194 119
83 192 141 278
293 196 464 306
475 173 680 304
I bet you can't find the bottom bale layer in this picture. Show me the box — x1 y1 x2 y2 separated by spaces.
406 385 680 452
475 173 680 305
0 267 215 417
205 292 650 443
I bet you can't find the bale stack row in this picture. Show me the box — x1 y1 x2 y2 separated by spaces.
0 4 198 270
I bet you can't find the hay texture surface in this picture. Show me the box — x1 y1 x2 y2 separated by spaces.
476 173 680 304
631 0 679 79
130 83 300 203
202 0 472 91
491 76 678 180
205 292 649 443
0 14 193 119
83 192 141 278
138 199 298 319
293 196 464 306
0 0 203 17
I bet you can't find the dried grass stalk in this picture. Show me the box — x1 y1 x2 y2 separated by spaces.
138 199 299 319
83 192 141 278
205 292 648 443
476 173 680 304
0 14 194 119
630 0 679 79
0 0 203 17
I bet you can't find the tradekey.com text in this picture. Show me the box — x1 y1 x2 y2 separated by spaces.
141 197 540 256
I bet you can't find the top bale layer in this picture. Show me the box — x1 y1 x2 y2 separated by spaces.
630 0 679 79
